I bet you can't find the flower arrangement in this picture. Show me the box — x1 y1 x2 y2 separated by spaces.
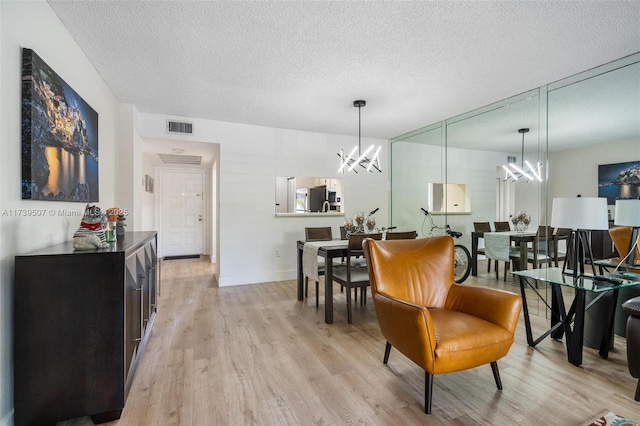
511 211 531 232
511 211 531 226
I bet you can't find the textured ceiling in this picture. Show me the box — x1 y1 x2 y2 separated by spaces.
47 1 640 142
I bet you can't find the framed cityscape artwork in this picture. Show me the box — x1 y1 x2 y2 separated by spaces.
21 48 99 201
598 160 640 205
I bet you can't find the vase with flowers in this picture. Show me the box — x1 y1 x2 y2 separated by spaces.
511 211 531 233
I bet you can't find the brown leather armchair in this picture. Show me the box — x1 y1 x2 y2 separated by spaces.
363 236 522 414
610 226 640 273
622 296 640 401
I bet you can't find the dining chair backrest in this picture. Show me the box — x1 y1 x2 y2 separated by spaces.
552 227 573 266
555 228 573 239
494 221 510 232
385 231 417 240
305 227 333 242
339 226 348 240
349 233 382 253
536 225 555 239
474 222 491 232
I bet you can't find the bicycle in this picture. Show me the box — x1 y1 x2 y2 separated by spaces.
420 208 471 283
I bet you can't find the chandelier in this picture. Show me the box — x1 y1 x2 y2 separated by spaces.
337 100 382 173
502 128 543 182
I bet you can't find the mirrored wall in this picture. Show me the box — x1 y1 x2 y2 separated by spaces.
391 53 639 252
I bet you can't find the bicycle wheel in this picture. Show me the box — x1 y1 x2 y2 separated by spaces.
453 244 471 283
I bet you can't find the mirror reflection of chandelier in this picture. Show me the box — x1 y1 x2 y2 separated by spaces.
337 100 382 173
502 128 543 182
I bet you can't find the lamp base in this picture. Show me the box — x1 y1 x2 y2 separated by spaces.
562 230 597 278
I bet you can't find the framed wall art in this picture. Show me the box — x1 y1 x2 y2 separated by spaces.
21 48 99 201
145 175 154 194
598 160 640 205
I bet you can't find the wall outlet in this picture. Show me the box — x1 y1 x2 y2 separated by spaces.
275 249 281 257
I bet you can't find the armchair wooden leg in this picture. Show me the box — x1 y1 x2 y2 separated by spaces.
383 341 392 364
425 371 433 414
490 361 503 390
635 379 640 402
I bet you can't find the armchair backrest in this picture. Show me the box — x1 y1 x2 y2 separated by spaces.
610 226 640 259
363 236 454 308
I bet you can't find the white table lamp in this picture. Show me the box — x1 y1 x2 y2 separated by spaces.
550 197 609 277
614 199 640 266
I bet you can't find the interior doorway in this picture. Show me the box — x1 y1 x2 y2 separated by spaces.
159 169 205 257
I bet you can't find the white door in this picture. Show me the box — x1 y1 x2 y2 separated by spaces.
160 169 204 257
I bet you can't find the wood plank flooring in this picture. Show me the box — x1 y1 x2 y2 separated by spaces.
60 258 640 425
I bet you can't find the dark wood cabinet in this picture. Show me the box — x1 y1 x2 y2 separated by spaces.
591 221 616 260
14 231 159 425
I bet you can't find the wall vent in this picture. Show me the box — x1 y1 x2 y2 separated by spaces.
158 154 202 165
166 120 193 134
507 156 517 164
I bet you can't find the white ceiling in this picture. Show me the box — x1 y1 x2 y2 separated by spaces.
48 1 640 144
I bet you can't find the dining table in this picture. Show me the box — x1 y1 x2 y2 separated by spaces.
471 230 538 276
297 239 348 324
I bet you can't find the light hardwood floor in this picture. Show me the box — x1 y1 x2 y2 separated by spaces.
60 257 640 425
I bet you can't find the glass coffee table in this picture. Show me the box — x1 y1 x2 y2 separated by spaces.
514 267 640 367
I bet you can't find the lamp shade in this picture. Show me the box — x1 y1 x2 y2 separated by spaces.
614 199 640 227
550 197 609 230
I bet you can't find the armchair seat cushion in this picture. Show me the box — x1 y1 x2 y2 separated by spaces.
430 309 515 374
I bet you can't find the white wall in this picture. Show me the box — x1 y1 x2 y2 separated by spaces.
138 113 389 286
549 138 639 200
0 2 122 424
119 104 143 230
141 152 157 231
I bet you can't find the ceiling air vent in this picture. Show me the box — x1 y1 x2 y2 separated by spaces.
166 120 193 135
158 154 202 165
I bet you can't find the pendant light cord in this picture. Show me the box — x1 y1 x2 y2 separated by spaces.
521 131 524 168
358 103 362 156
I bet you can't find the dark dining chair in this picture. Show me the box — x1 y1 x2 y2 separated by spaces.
304 227 333 308
525 225 555 269
332 232 382 323
474 222 492 273
494 221 511 232
553 228 572 267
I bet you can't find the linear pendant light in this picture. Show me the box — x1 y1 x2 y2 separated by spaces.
337 100 381 173
502 128 543 182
